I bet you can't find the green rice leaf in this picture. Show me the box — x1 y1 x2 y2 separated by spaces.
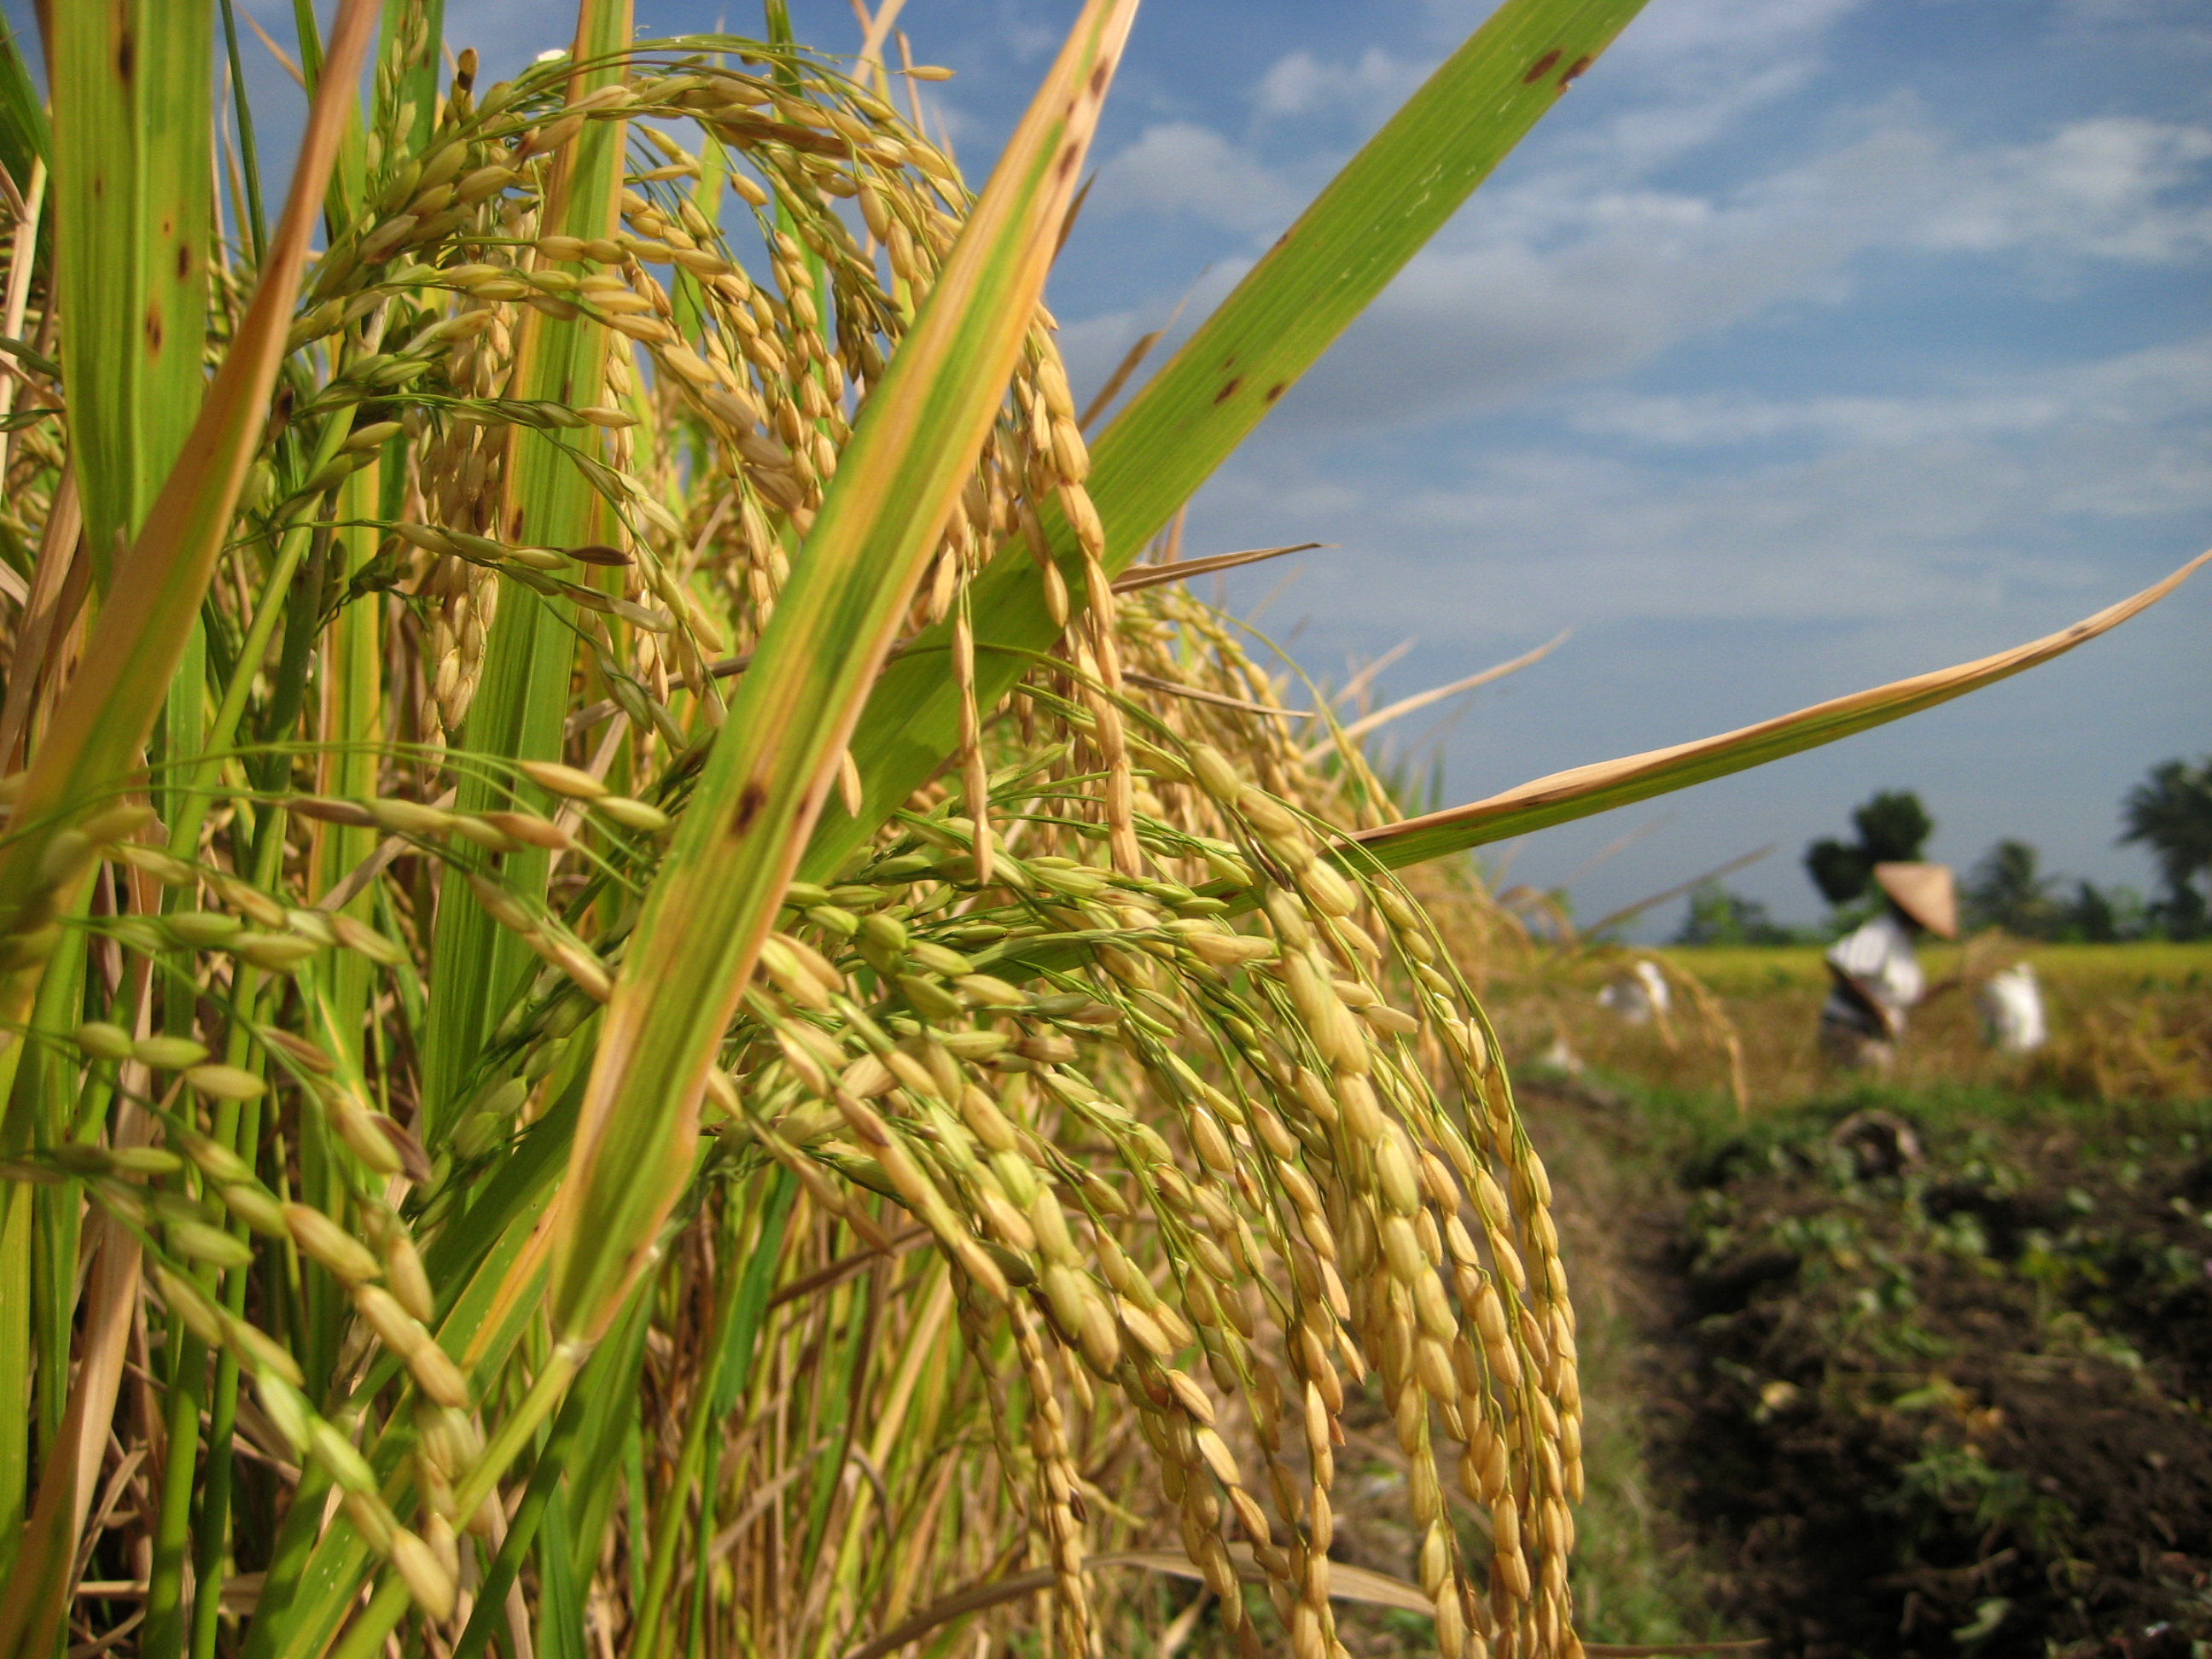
422 0 631 1142
0 15 48 186
49 3 214 590
0 2 376 931
0 17 380 1636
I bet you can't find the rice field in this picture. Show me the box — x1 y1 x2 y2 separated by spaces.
1659 940 2212 1105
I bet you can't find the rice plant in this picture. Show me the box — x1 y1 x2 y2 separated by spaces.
0 3 2197 1658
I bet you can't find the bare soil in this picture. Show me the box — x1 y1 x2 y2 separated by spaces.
1522 1080 2212 1659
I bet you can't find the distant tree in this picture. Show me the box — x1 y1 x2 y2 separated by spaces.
2121 757 2212 940
1674 884 1799 946
1963 838 2059 936
1804 838 1870 905
1804 789 1934 906
2054 879 2150 943
1854 791 1935 863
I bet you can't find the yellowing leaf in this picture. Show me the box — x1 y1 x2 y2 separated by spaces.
1352 551 2212 869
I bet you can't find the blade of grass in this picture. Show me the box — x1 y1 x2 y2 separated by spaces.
377 0 445 154
422 0 630 1142
0 1164 33 1566
535 1487 586 1659
1108 541 1322 594
562 1265 659 1568
1076 323 1164 432
15 899 88 1519
451 1282 643 1659
48 2 214 590
1581 845 1776 940
628 1176 795 1659
977 556 2209 990
0 14 380 1655
0 15 47 191
1306 629 1570 763
806 0 1652 884
844 1548 1441 1659
542 0 1140 1348
0 1196 146 1659
180 832 294 1659
238 1055 608 1659
447 1377 591 1659
217 1 269 261
168 9 392 1633
1349 551 2212 867
34 14 218 1603
814 1261 956 1659
0 468 80 772
0 500 79 1415
0 0 379 951
795 1272 879 1627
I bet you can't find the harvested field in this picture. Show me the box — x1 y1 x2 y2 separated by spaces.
1516 1077 2212 1659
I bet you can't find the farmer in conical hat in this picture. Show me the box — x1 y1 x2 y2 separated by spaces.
1819 862 1957 1071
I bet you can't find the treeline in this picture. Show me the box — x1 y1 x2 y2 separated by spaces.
1675 756 2212 945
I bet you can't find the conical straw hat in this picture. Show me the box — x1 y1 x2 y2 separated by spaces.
1874 862 1956 939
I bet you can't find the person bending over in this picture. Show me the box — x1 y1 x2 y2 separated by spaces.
1819 861 1957 1071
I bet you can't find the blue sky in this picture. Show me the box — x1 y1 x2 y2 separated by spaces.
49 0 2212 931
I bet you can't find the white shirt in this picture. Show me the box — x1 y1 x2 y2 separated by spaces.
1823 912 1924 1036
1979 964 2046 1053
1597 959 1671 1024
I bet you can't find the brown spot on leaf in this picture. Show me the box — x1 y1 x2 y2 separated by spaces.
1214 378 1241 405
1265 382 1286 404
1091 61 1109 96
731 782 769 837
1561 55 1593 84
143 306 162 352
175 243 190 281
1523 49 1562 84
1057 142 1080 180
116 31 134 84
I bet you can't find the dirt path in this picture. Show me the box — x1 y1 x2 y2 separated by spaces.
1516 1078 1745 1649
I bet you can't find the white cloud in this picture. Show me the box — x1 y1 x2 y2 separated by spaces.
1569 335 2212 449
1928 117 2212 261
1189 332 2212 650
1253 50 1327 119
1252 46 1426 122
1566 390 2069 448
1088 121 1304 232
1214 0 2209 425
1262 0 1863 180
1078 73 2212 439
1254 106 2212 433
2055 0 2212 44
1591 56 1821 163
1608 0 1869 63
